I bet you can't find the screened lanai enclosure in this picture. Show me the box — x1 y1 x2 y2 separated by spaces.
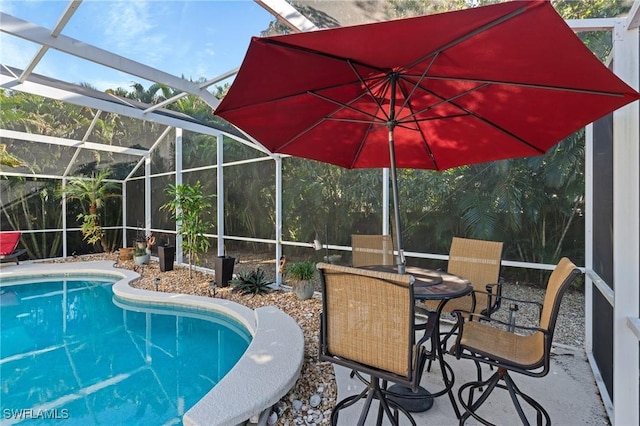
1 1 639 425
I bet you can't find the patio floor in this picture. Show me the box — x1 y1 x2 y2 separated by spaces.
333 342 609 425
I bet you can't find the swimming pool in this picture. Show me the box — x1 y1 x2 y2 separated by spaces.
0 261 304 426
0 275 251 425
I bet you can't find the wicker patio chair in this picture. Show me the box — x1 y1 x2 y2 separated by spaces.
423 237 503 317
317 262 430 426
351 234 394 267
450 257 581 425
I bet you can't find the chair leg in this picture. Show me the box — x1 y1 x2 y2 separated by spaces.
437 351 461 418
331 377 417 426
457 368 550 426
503 373 551 426
423 326 462 418
357 386 376 426
376 380 390 426
331 388 370 426
458 369 502 425
374 378 416 426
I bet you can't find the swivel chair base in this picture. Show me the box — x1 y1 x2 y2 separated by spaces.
331 378 417 426
458 367 551 426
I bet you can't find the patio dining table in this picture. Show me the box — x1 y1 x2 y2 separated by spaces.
357 264 472 416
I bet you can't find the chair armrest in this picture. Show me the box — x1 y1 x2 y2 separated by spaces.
473 290 543 313
487 277 503 307
497 295 542 309
451 310 549 335
450 310 552 363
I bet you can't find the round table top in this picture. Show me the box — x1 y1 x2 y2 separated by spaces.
358 264 472 300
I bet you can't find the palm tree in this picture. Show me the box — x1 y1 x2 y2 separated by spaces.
64 169 121 251
65 169 119 214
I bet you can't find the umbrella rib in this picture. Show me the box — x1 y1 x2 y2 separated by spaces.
308 88 388 125
397 73 545 157
350 121 378 169
325 117 387 125
396 79 489 123
214 75 384 115
277 71 392 152
401 79 546 154
276 115 332 152
406 75 630 98
397 53 439 116
347 60 392 122
260 37 389 74
278 88 388 152
404 113 473 124
401 3 533 72
395 82 441 170
463 113 546 154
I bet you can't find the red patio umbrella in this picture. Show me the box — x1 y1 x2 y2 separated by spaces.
214 0 639 272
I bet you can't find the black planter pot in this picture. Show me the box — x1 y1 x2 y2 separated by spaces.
158 246 175 272
214 256 235 287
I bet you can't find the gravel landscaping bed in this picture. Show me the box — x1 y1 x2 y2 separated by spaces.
49 252 585 425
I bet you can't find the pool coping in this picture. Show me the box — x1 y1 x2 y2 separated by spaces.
0 260 305 426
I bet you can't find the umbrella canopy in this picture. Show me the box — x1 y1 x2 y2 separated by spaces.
215 0 639 271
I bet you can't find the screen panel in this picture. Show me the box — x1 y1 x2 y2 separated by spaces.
591 113 614 399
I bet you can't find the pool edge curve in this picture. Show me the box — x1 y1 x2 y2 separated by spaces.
0 260 305 426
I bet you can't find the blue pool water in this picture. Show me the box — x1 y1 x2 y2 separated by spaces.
0 276 252 425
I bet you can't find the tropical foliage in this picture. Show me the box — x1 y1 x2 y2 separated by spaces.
286 260 317 282
0 0 629 283
160 182 214 278
64 169 121 252
230 268 272 295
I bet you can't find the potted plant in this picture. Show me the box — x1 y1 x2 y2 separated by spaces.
64 169 120 252
132 229 154 265
286 260 317 300
134 246 149 265
160 182 214 278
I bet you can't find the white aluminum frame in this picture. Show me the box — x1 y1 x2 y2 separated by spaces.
0 2 638 424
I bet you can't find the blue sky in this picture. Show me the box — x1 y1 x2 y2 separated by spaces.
0 0 277 91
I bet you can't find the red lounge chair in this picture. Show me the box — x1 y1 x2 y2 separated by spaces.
0 231 27 265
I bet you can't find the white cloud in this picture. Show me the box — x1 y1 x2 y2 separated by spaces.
98 0 172 68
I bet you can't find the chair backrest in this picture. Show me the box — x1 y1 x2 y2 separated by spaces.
539 257 581 338
447 237 502 312
317 262 415 378
448 237 503 291
520 257 580 371
0 231 21 256
351 234 394 267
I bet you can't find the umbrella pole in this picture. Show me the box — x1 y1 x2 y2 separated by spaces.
388 128 406 274
388 73 405 274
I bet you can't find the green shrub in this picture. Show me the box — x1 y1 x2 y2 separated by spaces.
230 268 272 296
286 261 316 281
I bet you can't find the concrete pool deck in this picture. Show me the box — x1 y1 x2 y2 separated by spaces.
331 330 609 425
0 260 305 426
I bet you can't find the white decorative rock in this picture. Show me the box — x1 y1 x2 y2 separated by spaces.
309 394 321 407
